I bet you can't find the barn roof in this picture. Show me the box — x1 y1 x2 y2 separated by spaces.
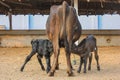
0 0 120 15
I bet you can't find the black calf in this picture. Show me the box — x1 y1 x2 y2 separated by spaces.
20 39 53 73
71 35 100 73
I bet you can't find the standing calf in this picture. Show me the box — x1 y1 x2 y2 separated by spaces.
20 39 53 73
71 35 100 73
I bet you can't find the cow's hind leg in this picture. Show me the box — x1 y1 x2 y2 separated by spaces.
66 50 73 76
94 47 100 71
37 54 45 71
65 42 73 76
88 53 92 71
20 51 36 72
48 40 60 76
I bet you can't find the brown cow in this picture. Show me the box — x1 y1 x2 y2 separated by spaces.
46 1 82 76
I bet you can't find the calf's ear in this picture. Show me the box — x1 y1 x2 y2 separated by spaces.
31 39 36 44
31 39 34 44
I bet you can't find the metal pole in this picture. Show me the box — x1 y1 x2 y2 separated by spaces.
73 0 79 65
98 15 102 29
71 0 74 7
74 0 79 45
8 12 12 30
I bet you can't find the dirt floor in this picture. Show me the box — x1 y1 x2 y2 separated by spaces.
0 47 120 80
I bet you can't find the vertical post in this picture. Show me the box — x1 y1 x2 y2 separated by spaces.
98 15 102 29
8 12 12 30
74 0 78 15
29 15 33 30
73 0 78 65
71 0 74 7
74 0 78 45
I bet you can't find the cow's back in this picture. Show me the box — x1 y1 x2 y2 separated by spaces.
46 2 81 43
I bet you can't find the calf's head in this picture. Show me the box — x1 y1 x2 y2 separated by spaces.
41 40 53 56
31 39 38 52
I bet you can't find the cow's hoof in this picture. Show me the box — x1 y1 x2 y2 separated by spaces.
67 71 73 76
42 66 45 71
83 71 86 73
48 72 54 76
77 70 80 73
97 66 100 71
20 67 24 72
72 68 75 70
55 66 59 70
88 67 91 71
68 72 73 76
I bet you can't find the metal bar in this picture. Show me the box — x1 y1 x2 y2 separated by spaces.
98 15 102 29
29 15 34 29
8 12 12 30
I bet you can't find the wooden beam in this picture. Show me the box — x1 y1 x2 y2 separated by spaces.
6 0 32 7
0 1 11 9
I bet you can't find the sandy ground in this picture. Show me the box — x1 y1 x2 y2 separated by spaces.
0 47 120 80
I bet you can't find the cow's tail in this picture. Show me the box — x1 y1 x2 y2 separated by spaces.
62 1 68 38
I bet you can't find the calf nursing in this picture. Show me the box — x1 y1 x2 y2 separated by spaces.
71 35 100 73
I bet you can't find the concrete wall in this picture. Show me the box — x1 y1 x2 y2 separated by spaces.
0 35 47 47
79 35 120 47
0 35 119 47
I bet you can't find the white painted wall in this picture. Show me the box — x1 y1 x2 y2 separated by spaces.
30 15 48 29
12 15 29 30
78 15 98 29
0 14 120 30
102 14 120 29
0 15 9 30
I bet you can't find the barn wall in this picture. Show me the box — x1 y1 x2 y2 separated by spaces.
79 35 120 47
0 35 119 47
1 15 120 30
0 35 47 47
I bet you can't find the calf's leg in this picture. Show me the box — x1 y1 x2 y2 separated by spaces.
88 53 92 71
83 53 89 73
37 54 45 71
83 57 87 73
45 56 51 73
77 57 84 73
94 47 100 71
20 51 36 72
